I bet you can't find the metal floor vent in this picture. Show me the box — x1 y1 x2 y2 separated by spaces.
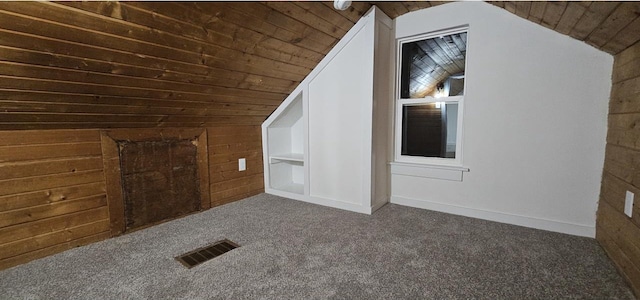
175 239 239 268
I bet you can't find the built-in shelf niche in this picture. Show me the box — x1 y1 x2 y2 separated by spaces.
266 92 304 195
262 6 392 213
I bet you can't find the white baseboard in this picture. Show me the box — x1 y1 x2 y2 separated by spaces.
304 194 372 214
391 196 595 238
265 189 372 214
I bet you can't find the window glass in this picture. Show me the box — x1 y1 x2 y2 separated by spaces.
400 32 467 99
401 103 458 158
396 28 467 165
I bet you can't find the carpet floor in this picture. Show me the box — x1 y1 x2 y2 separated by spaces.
0 193 634 299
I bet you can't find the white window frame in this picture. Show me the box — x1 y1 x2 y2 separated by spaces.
394 27 469 169
395 96 464 167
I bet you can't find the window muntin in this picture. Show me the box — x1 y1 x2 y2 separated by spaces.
395 28 468 166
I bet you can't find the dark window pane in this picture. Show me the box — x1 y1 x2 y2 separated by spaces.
401 103 457 158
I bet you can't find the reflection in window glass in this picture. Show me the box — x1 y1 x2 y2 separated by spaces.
400 32 467 99
401 103 457 158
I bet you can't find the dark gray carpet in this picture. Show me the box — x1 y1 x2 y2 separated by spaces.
0 193 634 299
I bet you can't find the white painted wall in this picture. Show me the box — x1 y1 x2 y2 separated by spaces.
391 2 613 237
291 117 303 155
308 25 373 205
291 117 304 184
370 16 394 211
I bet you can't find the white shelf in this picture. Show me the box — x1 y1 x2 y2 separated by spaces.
264 91 305 196
270 153 304 164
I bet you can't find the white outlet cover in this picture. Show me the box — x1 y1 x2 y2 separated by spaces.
238 158 246 171
624 191 634 218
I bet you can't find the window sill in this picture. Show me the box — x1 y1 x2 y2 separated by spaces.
390 162 469 181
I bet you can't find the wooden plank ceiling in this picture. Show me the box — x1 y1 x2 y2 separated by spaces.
0 1 638 130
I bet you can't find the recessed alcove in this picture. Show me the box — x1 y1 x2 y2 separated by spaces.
265 92 304 195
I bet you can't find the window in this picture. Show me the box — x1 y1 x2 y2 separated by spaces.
395 27 468 167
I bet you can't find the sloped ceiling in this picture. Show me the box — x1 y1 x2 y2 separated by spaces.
0 1 637 129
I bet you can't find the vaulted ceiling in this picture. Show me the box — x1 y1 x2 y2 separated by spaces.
0 1 638 130
378 1 640 55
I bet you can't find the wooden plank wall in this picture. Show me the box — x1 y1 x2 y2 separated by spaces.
0 1 367 130
0 0 638 128
0 126 264 270
208 126 264 207
0 2 289 270
597 40 640 296
0 129 109 270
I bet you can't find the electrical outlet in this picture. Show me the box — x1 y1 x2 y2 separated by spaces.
238 158 246 171
624 191 634 218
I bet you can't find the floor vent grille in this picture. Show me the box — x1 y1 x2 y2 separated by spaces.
175 239 239 268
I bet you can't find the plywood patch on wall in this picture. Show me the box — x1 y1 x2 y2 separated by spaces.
100 128 210 236
119 139 201 231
